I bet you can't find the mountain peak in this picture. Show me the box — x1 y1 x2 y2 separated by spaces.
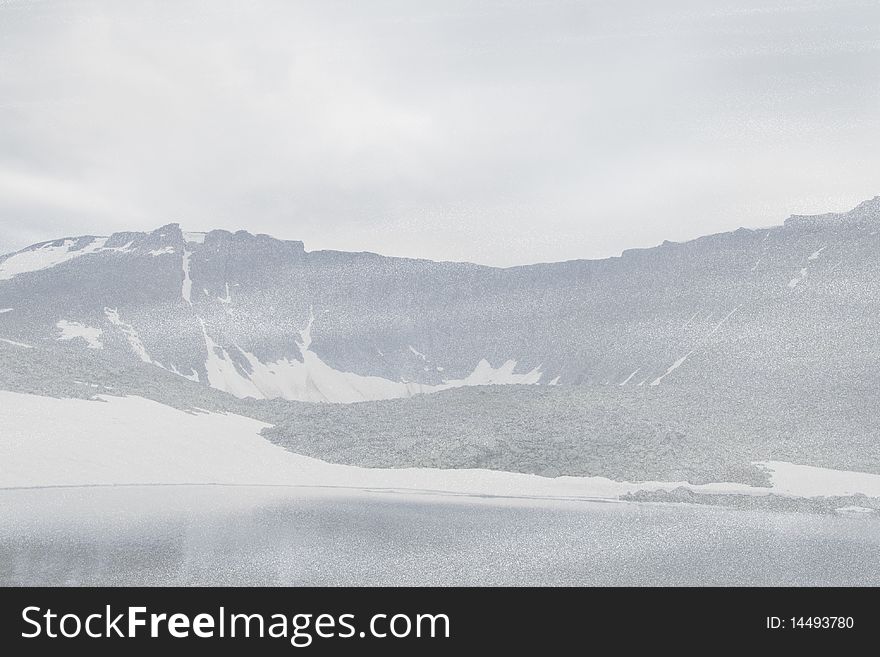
150 223 182 236
784 195 880 229
851 195 880 216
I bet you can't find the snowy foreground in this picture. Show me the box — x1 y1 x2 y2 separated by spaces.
2 391 880 502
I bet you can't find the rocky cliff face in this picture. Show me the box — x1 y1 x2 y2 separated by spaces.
1 197 879 406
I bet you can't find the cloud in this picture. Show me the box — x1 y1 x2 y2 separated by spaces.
1 0 878 264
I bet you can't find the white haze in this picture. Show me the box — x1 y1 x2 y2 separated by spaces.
0 0 878 266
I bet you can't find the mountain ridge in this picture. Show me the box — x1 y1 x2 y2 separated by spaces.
5 195 879 269
2 196 880 483
1 195 878 405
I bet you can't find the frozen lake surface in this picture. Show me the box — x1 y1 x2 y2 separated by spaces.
1 485 879 586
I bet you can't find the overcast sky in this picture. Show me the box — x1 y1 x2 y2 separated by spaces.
0 0 878 266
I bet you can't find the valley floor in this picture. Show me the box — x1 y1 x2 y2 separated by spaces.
2 391 880 506
2 390 879 586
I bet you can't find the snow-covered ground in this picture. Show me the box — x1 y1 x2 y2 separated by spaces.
56 320 103 349
0 237 109 280
757 461 880 498
2 391 879 502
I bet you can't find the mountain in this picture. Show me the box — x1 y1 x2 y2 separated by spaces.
3 197 880 400
1 197 879 484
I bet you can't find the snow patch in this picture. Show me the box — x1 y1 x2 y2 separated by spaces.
788 249 825 289
181 250 193 305
788 267 809 287
0 308 12 314
168 363 200 383
650 351 694 386
183 231 207 244
104 241 134 254
0 237 108 280
835 506 875 515
104 308 152 363
56 320 103 349
707 306 739 337
149 246 175 256
199 318 263 399
682 311 699 329
217 283 232 315
297 309 315 350
808 246 826 261
455 359 542 387
756 461 880 498
199 314 542 403
620 369 640 386
0 337 33 348
104 309 202 384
